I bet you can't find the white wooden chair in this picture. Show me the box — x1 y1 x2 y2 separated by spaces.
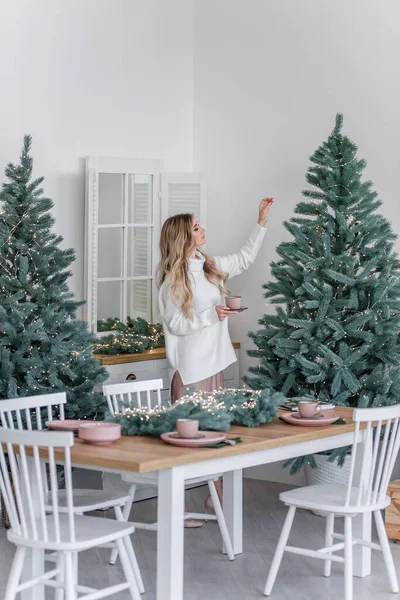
0 392 144 593
0 426 142 600
103 378 235 563
264 404 400 600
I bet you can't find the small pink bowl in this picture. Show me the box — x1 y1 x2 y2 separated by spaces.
78 422 121 445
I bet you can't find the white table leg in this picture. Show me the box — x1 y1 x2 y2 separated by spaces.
223 469 243 555
21 457 45 600
354 431 372 578
157 466 185 600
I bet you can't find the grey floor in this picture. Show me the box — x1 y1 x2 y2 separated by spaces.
1 479 399 599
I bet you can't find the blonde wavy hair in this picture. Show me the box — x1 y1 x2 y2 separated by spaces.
157 213 229 318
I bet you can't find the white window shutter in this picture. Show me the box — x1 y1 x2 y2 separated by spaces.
129 179 153 321
161 173 207 228
130 180 152 277
129 279 152 321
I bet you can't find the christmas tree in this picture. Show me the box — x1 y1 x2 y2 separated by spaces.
246 114 400 411
0 136 107 419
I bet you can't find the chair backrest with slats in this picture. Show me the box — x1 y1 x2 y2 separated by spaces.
0 427 75 544
103 379 165 415
0 392 66 431
345 404 400 508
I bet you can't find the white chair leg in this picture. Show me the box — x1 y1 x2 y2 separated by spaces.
109 483 136 565
64 552 77 600
117 537 141 600
55 552 65 600
344 516 353 600
114 504 145 593
123 535 145 594
74 509 83 583
5 546 26 600
324 513 335 577
374 510 399 593
72 551 78 585
264 505 296 596
208 480 234 561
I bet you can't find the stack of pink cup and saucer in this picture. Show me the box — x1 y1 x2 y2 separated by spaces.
161 419 226 447
281 400 340 427
225 295 248 313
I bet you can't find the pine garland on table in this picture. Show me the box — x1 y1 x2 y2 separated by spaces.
94 317 164 355
105 388 283 437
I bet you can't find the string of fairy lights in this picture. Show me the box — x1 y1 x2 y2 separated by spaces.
0 209 31 277
120 392 228 421
119 389 263 421
93 318 164 354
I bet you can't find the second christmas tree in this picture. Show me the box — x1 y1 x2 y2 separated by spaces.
246 114 400 409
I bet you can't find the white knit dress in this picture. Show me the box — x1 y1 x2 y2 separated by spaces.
158 224 267 397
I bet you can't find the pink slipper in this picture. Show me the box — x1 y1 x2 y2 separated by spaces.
184 518 203 528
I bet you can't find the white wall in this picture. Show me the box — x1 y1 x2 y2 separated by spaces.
0 0 195 301
194 0 400 385
194 0 400 484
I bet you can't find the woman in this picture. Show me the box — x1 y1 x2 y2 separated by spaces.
157 198 274 524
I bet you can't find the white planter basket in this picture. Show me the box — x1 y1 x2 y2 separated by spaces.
304 453 351 516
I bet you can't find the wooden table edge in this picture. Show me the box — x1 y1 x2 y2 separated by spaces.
68 407 356 473
93 342 241 365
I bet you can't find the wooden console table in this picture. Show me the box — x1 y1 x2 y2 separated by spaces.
93 342 241 392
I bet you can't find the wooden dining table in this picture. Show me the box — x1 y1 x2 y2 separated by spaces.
22 406 372 600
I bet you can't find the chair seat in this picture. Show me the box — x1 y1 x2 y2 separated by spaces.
44 489 131 513
8 513 135 551
280 483 390 514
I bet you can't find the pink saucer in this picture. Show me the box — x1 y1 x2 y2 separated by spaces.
281 411 341 427
225 307 248 313
161 431 226 447
46 419 96 432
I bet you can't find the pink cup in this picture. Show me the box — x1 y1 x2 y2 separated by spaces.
176 419 199 438
225 295 242 310
298 401 321 418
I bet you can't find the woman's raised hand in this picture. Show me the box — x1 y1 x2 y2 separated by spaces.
216 305 237 321
257 197 274 227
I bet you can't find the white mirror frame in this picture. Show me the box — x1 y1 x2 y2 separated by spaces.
84 156 164 333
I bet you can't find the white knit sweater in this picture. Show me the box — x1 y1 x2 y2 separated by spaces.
158 224 267 385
